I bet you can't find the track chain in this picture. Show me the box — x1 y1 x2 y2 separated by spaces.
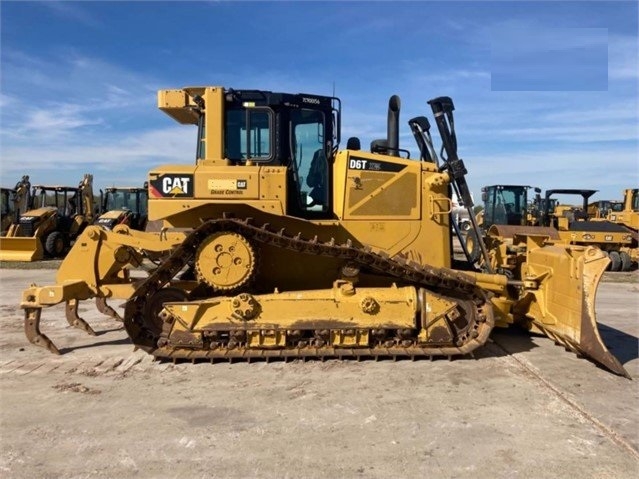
123 217 493 360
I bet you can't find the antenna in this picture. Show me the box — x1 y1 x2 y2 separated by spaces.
332 81 335 97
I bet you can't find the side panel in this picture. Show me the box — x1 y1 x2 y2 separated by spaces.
334 150 451 267
148 164 287 225
338 150 420 220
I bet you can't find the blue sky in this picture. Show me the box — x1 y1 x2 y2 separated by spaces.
1 0 637 205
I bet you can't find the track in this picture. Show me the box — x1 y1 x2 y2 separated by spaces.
123 217 495 361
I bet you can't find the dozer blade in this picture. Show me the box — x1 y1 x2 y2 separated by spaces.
517 239 630 378
0 237 44 262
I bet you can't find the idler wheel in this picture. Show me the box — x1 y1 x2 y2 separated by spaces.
143 287 189 338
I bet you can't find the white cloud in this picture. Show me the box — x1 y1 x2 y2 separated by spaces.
35 1 101 27
0 126 196 189
466 145 638 201
26 105 103 135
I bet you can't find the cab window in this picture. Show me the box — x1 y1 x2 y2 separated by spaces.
291 109 328 213
225 108 272 162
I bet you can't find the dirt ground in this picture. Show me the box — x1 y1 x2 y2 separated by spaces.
0 267 637 479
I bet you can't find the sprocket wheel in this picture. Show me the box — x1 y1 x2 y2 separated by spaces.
195 232 256 291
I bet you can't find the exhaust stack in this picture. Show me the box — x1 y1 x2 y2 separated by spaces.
387 95 400 157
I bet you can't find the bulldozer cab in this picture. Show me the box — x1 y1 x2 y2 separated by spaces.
480 185 536 229
587 200 623 219
157 87 340 221
220 90 340 219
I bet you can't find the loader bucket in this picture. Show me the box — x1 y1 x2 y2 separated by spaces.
0 237 44 262
515 236 629 378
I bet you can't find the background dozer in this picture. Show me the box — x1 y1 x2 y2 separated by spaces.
20 87 629 377
603 188 639 267
587 199 624 220
96 184 149 231
0 174 95 261
1 175 32 236
608 188 639 232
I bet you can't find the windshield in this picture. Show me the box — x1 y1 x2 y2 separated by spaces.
106 191 129 210
484 186 527 227
106 190 147 214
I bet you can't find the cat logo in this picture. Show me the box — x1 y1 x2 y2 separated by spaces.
149 174 194 198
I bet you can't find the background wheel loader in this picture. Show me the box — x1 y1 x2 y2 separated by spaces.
0 174 94 261
1 175 32 236
96 184 149 231
19 87 629 378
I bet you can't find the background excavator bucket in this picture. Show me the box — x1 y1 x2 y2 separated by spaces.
0 237 44 262
515 235 629 378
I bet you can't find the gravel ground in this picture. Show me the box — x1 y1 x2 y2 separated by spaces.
0 267 637 479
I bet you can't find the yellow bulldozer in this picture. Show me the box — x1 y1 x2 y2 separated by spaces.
1 175 32 236
96 184 149 231
604 188 639 267
610 188 639 231
0 174 95 261
587 199 624 220
19 86 629 377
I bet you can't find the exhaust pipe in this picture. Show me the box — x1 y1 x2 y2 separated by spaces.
387 95 400 157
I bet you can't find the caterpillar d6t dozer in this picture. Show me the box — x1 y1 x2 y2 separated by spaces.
20 87 629 377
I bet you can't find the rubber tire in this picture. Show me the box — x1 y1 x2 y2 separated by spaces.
465 229 483 264
44 231 66 258
619 251 633 272
608 251 621 272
